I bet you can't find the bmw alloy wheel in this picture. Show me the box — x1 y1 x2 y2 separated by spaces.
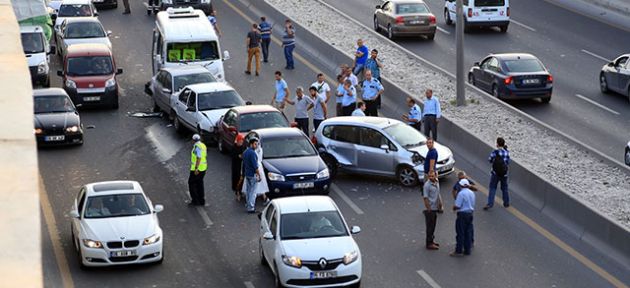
398 166 418 186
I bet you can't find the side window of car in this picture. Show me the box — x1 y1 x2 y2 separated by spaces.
77 188 86 215
164 73 173 91
179 89 189 103
265 205 275 224
322 125 333 138
616 57 628 68
488 58 499 72
269 211 277 237
331 125 360 144
187 92 197 110
359 127 388 148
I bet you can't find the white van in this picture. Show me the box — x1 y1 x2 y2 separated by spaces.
152 7 229 82
21 25 54 87
444 0 509 33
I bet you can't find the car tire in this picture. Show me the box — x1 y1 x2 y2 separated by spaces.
387 24 394 40
152 100 161 113
168 109 176 122
373 17 379 32
259 239 268 266
492 84 500 99
111 94 119 109
599 73 609 93
625 148 630 166
173 116 184 134
426 33 435 40
274 263 285 288
541 96 551 104
468 73 475 85
218 139 228 154
445 9 453 25
321 153 338 179
397 165 419 187
500 25 508 33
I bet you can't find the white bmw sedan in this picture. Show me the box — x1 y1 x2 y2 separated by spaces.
69 181 164 268
259 196 362 288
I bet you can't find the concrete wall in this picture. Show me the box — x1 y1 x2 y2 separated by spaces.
0 0 43 287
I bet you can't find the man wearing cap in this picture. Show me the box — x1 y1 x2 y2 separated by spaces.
451 179 475 257
188 134 207 206
242 137 262 213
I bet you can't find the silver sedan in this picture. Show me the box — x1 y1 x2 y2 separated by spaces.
373 0 437 40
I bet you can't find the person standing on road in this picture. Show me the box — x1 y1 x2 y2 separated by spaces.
188 134 207 206
402 96 422 131
309 86 327 132
285 86 313 135
242 140 270 207
423 171 443 250
360 70 383 116
242 137 262 213
271 71 289 113
258 17 272 63
311 73 331 103
335 74 345 116
341 79 357 116
485 137 511 210
245 23 262 76
352 102 366 116
207 10 222 37
353 39 369 76
231 134 246 202
122 0 130 14
451 179 475 257
365 49 383 109
341 64 358 87
422 89 441 141
452 171 477 199
424 138 438 181
282 20 296 70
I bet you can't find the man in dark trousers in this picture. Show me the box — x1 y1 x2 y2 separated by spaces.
122 0 131 14
423 171 443 250
485 137 511 210
231 134 246 202
424 138 438 182
451 179 475 257
188 134 207 206
242 137 261 213
258 16 272 62
422 89 441 141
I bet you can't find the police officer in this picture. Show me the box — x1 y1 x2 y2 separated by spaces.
402 96 422 131
188 134 207 206
360 70 383 116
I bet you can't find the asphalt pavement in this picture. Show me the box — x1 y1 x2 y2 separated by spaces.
39 0 629 287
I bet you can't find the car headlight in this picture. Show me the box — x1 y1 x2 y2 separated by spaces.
105 78 116 88
34 128 43 135
343 250 359 265
267 172 285 182
143 234 161 245
65 79 76 89
282 255 302 268
65 125 79 133
316 168 329 179
412 152 424 164
37 61 48 74
83 239 103 249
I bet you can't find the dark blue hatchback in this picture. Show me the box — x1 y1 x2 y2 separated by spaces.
245 128 331 199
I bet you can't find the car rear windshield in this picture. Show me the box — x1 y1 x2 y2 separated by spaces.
239 112 289 132
396 3 430 14
83 194 150 219
34 95 75 114
474 0 505 7
261 136 317 159
383 122 426 148
174 73 216 91
58 4 92 17
21 32 44 53
503 59 545 73
166 41 220 63
197 90 244 110
280 211 348 240
67 56 113 76
64 22 105 39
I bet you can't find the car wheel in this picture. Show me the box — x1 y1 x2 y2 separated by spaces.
274 263 285 288
387 24 394 40
599 74 609 93
541 96 551 104
218 139 228 154
77 244 89 270
152 100 160 113
321 153 338 179
444 9 453 25
468 73 475 85
173 116 184 134
492 84 500 99
373 17 379 32
625 148 630 166
397 166 418 187
500 25 508 33
259 239 268 266
147 8 152 15
111 94 119 109
426 33 435 40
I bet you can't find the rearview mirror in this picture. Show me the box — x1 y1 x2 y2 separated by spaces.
223 50 230 61
263 232 274 240
57 70 63 77
154 204 164 213
116 68 123 75
50 14 57 21
94 12 98 16
106 30 112 37
69 210 80 218
608 61 615 67
473 62 480 67
257 212 262 220
351 226 361 234
162 88 172 94
380 144 389 151
375 5 381 9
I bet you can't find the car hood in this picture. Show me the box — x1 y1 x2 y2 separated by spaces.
63 37 112 50
26 52 47 67
81 214 158 242
34 112 79 129
407 143 452 162
281 236 358 261
201 108 231 126
263 155 325 175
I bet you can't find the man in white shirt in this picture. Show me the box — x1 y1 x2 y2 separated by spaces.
311 73 331 103
340 64 358 87
352 102 366 116
285 87 313 135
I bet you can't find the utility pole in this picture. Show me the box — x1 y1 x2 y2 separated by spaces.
456 0 466 106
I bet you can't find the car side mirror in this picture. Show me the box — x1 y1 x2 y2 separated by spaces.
107 30 112 37
69 210 80 218
473 62 480 67
380 144 389 151
154 204 164 213
351 226 361 234
263 232 274 240
51 14 57 20
223 50 230 61
116 68 123 75
94 12 99 16
57 70 64 77
375 5 381 9
162 88 172 94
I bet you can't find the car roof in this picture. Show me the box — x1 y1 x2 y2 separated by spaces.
156 8 218 41
63 17 102 24
33 88 69 97
84 181 144 197
388 0 427 4
231 105 280 114
20 25 45 33
251 127 303 139
273 196 338 214
61 0 92 5
186 82 234 93
161 65 212 76
490 53 538 61
66 43 112 57
322 116 400 129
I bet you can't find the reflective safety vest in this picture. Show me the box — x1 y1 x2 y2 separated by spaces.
190 141 207 171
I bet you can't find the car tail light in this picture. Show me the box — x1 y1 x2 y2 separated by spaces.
395 16 405 24
311 135 318 146
504 76 513 85
507 7 510 17
429 15 436 24
547 75 553 83
467 8 472 17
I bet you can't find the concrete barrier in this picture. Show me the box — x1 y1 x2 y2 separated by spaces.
249 0 630 267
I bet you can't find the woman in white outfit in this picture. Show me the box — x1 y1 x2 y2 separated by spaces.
242 145 270 204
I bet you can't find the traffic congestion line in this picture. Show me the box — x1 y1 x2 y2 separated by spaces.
575 94 620 115
417 270 442 288
510 19 537 32
580 49 611 62
331 184 364 215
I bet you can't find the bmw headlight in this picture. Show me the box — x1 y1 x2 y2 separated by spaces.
316 168 329 179
65 79 76 89
37 61 48 74
267 172 285 182
143 234 161 245
105 78 116 88
343 250 359 265
65 125 79 133
83 239 103 249
282 255 302 268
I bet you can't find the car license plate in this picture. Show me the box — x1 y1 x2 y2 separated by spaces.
45 135 65 141
310 271 337 279
523 79 540 84
83 96 101 102
110 250 136 257
293 182 314 189
409 20 423 24
439 163 453 172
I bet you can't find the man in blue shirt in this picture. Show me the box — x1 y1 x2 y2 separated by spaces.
364 49 384 109
485 137 511 210
282 20 296 70
242 137 261 213
422 89 441 141
340 79 357 116
207 10 222 37
258 16 272 62
451 179 475 256
360 70 383 116
424 138 438 181
402 96 422 131
271 71 289 113
353 39 369 76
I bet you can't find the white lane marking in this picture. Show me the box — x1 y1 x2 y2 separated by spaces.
511 19 536 32
575 94 620 115
196 206 214 227
244 281 255 288
436 26 451 35
331 184 364 215
417 270 442 288
580 49 611 62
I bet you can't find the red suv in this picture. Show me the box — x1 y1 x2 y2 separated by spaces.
57 43 122 109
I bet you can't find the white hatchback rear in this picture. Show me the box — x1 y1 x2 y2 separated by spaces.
444 0 509 33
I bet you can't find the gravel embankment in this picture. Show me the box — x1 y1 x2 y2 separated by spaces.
266 0 630 228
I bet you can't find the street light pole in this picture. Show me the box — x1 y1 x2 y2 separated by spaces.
456 0 466 106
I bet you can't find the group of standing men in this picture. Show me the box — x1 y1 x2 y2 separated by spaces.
244 17 296 76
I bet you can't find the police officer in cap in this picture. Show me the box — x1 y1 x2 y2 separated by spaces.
360 70 384 116
402 96 422 131
188 134 207 206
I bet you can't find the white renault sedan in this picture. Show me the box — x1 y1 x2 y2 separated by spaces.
69 181 164 268
259 196 362 288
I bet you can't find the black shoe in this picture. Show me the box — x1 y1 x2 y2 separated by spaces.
187 201 197 206
503 203 510 208
247 210 256 214
263 60 268 63
122 10 131 14
483 205 492 210
244 70 251 75
255 72 259 76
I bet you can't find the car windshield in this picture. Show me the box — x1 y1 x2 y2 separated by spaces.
21 32 44 53
34 95 75 114
197 90 244 110
64 22 105 39
67 56 113 76
174 73 216 91
474 0 505 6
262 136 317 159
239 112 289 132
58 4 92 17
83 194 150 219
280 211 348 240
396 3 429 14
166 41 220 63
503 59 545 73
383 122 426 147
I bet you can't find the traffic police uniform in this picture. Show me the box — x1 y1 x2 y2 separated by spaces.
188 134 208 206
408 103 422 131
361 77 383 116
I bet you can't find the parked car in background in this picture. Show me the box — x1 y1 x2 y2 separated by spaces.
34 88 83 146
600 54 630 101
147 66 217 114
53 0 97 34
216 105 292 153
55 17 112 59
259 196 362 287
444 0 510 33
469 53 553 103
58 43 123 109
625 141 630 166
314 117 455 187
159 0 213 14
70 181 164 268
245 128 331 198
91 0 118 9
21 25 53 87
374 0 437 40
